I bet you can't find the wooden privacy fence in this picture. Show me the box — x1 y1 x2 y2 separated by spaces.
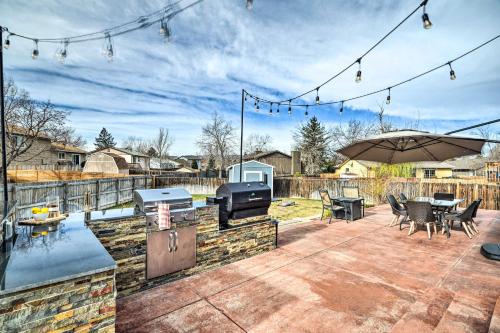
2 176 152 218
273 177 500 210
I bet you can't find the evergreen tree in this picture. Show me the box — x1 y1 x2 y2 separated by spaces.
294 116 331 175
94 128 116 149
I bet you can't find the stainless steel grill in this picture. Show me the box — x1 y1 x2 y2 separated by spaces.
133 188 195 226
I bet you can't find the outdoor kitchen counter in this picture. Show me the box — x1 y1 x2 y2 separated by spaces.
0 211 116 296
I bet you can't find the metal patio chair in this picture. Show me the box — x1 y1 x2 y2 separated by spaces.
399 193 408 202
406 201 437 240
319 189 347 224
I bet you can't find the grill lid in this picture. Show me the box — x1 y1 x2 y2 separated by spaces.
134 188 192 212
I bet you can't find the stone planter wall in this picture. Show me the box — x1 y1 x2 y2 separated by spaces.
0 270 115 333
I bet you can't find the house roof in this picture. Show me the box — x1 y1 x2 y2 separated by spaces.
227 160 274 170
245 150 292 160
446 156 486 170
150 158 181 169
178 155 203 160
7 125 51 140
337 160 383 169
413 161 455 169
51 143 87 154
94 147 150 158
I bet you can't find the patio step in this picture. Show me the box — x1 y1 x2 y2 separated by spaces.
390 288 455 333
489 296 500 333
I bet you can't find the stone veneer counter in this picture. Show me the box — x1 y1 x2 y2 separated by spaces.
0 212 116 295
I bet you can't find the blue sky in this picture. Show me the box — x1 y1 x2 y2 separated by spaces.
1 0 499 155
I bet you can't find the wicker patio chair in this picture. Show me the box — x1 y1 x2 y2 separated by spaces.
342 186 364 217
470 198 482 234
387 194 408 229
399 193 408 202
319 189 346 224
444 200 480 239
406 201 437 240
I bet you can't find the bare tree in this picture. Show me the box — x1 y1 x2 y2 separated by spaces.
376 103 394 134
474 126 499 158
2 79 76 169
331 119 376 165
122 136 150 154
244 133 273 154
150 128 174 171
197 111 236 178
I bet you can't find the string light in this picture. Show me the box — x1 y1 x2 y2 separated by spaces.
386 88 391 104
355 58 362 83
3 34 11 49
305 105 309 117
246 0 253 10
422 1 432 30
448 62 456 80
340 101 344 114
160 19 171 41
31 39 39 59
276 103 280 114
288 100 292 116
256 99 260 111
56 40 69 63
315 87 320 104
269 102 273 115
103 33 114 62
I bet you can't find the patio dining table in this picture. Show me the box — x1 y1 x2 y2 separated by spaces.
410 196 464 238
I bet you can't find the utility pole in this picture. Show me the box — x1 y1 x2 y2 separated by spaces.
0 26 9 217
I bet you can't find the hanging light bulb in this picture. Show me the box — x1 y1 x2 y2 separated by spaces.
246 0 253 10
4 34 11 49
355 58 362 83
340 101 344 114
288 100 292 116
448 62 456 80
160 19 171 41
305 105 309 117
276 103 280 114
386 88 391 105
256 99 260 111
315 87 320 104
31 39 39 60
56 40 69 64
269 102 273 115
103 34 114 62
422 2 432 29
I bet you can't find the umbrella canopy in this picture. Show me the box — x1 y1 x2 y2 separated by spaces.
337 130 486 164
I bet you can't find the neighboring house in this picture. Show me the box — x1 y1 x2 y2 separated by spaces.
83 152 129 175
414 161 454 179
334 160 382 178
177 155 203 169
447 156 486 178
52 143 87 167
244 150 292 176
94 147 150 171
7 126 86 169
149 157 181 170
174 166 199 174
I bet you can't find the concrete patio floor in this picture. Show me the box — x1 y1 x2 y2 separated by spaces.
116 205 500 333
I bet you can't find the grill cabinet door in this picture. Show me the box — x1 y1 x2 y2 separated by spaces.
172 226 197 273
147 230 175 279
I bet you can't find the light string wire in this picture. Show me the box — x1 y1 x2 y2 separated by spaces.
1 0 203 44
246 0 430 105
245 34 500 109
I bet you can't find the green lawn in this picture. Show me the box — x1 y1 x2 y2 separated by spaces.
113 194 323 222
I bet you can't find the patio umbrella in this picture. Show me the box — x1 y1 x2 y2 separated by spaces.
337 130 486 164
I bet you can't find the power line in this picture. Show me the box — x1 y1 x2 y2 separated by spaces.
246 0 433 105
245 34 500 112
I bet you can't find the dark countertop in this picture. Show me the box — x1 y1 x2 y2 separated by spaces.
0 212 116 296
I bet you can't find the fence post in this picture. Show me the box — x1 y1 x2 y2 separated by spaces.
96 180 100 210
62 182 69 213
116 178 120 205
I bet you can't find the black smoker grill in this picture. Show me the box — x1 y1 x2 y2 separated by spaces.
212 182 271 226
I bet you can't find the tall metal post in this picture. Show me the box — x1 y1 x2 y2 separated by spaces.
239 89 244 182
0 26 9 217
